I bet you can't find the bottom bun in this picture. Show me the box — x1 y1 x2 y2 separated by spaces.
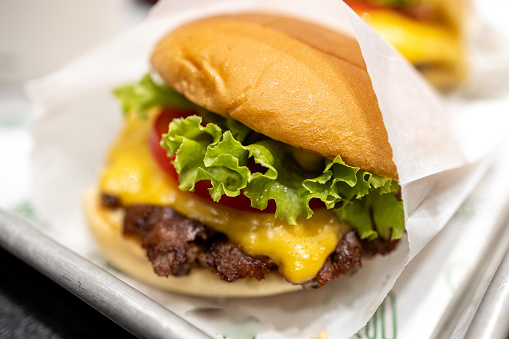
84 187 302 297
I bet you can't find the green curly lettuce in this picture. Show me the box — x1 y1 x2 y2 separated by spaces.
113 74 195 118
161 115 405 240
113 74 405 240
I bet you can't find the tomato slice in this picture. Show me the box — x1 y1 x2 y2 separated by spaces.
344 0 434 21
148 108 277 213
344 0 381 12
148 107 188 181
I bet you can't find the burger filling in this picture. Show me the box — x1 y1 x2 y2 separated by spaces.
104 199 397 287
99 74 404 286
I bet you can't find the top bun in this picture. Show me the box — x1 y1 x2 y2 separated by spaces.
151 13 398 181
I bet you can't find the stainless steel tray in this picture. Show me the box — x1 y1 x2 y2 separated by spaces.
431 201 509 338
0 209 211 339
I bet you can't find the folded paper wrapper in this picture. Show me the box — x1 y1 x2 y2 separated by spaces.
25 0 509 337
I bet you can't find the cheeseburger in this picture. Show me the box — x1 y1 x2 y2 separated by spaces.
345 0 468 89
85 13 405 297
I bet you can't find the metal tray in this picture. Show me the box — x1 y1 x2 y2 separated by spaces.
0 209 210 339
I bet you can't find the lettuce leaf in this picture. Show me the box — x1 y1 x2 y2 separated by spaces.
113 74 195 118
161 114 405 239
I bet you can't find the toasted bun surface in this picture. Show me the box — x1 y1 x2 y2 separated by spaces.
84 188 301 297
151 13 398 181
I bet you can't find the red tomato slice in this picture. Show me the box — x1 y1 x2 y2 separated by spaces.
345 0 433 21
344 0 381 12
148 108 277 213
148 107 188 181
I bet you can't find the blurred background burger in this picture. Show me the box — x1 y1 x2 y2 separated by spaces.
345 0 470 90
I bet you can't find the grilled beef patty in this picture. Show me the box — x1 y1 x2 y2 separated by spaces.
103 194 399 287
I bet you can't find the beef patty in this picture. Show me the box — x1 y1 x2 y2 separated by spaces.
103 194 399 287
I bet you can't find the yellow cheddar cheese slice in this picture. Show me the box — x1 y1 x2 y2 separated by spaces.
360 10 462 66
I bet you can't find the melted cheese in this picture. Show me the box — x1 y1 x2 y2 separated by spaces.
99 112 350 283
360 10 462 66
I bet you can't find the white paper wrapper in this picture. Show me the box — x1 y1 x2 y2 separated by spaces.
26 0 507 337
